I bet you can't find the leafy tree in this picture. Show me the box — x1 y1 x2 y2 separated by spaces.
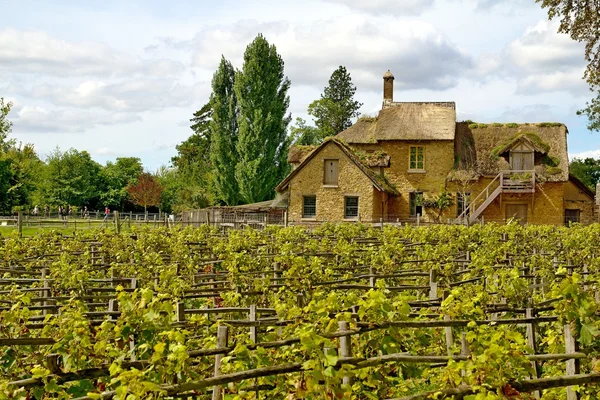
173 102 213 170
308 66 363 138
127 172 163 213
156 166 212 213
210 57 240 205
538 0 600 131
234 34 291 204
2 144 44 212
290 117 321 146
99 157 144 210
569 157 600 190
0 98 16 152
39 148 103 207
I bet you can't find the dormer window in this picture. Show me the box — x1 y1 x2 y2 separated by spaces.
509 143 534 171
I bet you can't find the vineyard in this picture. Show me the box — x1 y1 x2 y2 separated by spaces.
1 223 599 399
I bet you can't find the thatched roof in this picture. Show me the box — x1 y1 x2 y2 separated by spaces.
336 102 456 143
454 122 569 182
288 145 317 163
277 138 397 194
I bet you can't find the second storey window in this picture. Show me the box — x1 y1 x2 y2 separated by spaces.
303 196 316 218
324 159 339 185
409 146 424 170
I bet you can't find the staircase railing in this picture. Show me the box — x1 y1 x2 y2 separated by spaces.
456 172 502 224
500 170 536 191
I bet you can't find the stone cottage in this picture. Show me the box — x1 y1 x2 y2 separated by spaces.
275 70 596 225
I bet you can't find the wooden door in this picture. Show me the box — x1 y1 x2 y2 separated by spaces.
505 204 528 224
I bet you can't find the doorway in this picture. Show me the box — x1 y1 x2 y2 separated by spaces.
505 204 528 225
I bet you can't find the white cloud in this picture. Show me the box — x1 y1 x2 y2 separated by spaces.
569 150 600 160
183 15 473 92
516 69 588 96
491 104 558 123
0 28 184 78
322 0 435 16
13 105 140 133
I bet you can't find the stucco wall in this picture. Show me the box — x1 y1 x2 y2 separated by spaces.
286 142 380 222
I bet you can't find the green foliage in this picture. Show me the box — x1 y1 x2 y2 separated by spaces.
98 157 143 210
490 132 552 159
0 98 16 152
422 192 454 222
537 122 564 127
210 56 240 206
234 34 291 204
307 66 363 139
569 157 600 189
290 117 322 146
505 123 519 128
38 148 103 207
492 122 504 127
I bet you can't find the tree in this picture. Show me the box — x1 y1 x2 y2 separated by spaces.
308 66 363 139
99 157 143 210
234 34 291 204
538 0 600 131
290 118 321 146
127 172 163 213
569 157 600 190
173 102 213 170
38 148 102 207
0 98 17 152
210 57 240 205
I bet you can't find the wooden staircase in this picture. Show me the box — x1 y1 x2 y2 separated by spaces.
456 170 535 225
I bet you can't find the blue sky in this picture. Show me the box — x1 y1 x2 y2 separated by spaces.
1 0 597 170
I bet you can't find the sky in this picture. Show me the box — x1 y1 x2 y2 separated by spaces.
1 0 598 170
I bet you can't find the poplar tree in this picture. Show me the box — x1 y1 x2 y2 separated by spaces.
209 57 240 205
234 34 291 204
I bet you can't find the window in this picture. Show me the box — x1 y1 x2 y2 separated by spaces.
324 159 339 185
456 192 471 217
565 209 580 225
510 143 534 170
303 196 316 218
409 146 424 170
410 192 423 217
344 196 359 218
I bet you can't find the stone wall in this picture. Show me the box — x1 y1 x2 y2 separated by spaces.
285 142 381 222
353 140 455 221
564 179 596 224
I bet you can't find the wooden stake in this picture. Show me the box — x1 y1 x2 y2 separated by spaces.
212 325 229 400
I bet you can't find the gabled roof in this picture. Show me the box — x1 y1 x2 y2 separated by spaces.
494 134 549 155
276 138 397 194
336 102 456 144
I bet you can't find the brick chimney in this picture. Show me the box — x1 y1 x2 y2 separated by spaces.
383 70 394 104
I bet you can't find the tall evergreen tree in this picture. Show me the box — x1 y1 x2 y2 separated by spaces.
308 66 363 138
234 34 291 204
209 57 239 205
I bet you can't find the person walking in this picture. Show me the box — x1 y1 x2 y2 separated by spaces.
33 205 39 216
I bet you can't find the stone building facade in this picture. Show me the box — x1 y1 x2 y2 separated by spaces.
276 71 596 226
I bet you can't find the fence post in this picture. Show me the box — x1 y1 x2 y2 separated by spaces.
416 213 420 227
526 308 540 399
369 265 376 288
429 268 438 300
564 323 580 400
41 268 50 315
177 302 186 323
114 211 120 233
212 325 229 400
17 211 23 237
284 210 288 228
249 304 257 343
338 321 352 387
